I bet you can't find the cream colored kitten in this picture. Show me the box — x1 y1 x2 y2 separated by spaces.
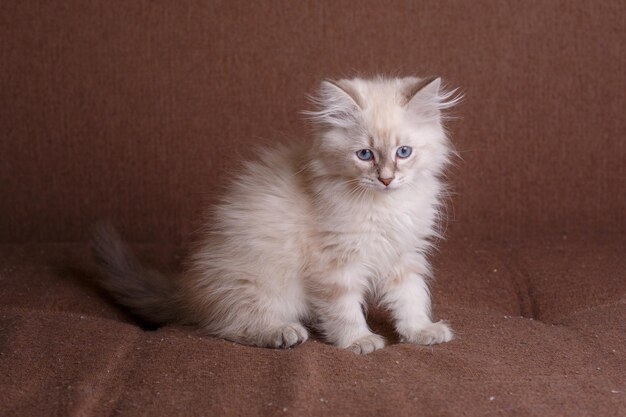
93 76 460 354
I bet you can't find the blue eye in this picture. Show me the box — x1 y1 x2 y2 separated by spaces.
396 146 412 158
356 149 374 161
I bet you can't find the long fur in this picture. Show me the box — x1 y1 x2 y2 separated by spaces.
92 76 460 354
92 223 177 324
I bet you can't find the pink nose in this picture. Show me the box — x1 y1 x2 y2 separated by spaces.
378 177 394 186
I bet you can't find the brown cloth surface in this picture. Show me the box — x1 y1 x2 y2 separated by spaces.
1 238 624 416
0 1 625 416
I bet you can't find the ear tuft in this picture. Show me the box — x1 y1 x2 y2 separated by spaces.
302 80 362 128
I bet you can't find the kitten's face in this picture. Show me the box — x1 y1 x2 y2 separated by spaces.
308 76 456 192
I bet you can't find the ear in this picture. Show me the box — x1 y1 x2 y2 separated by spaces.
303 80 362 128
322 79 362 108
404 77 442 120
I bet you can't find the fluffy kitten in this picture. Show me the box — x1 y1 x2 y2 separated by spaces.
93 76 460 354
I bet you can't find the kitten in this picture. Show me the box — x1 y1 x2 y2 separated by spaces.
92 76 460 354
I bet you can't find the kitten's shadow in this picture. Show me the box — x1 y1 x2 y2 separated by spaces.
367 308 400 343
306 308 399 344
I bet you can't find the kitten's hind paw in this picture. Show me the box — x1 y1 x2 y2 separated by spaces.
347 333 386 355
268 324 309 349
400 321 453 345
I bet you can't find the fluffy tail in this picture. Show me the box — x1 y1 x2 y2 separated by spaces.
91 223 178 325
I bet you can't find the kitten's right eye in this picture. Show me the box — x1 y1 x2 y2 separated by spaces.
356 149 374 161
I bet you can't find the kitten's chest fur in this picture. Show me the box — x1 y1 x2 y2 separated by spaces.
313 192 427 279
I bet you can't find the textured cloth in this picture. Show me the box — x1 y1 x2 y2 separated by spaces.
0 0 624 243
0 1 625 416
1 239 624 416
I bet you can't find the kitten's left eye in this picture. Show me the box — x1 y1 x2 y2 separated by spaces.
396 146 413 158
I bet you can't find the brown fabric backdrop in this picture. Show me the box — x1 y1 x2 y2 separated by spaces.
1 0 624 243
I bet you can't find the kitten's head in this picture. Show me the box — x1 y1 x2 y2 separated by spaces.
305 76 460 191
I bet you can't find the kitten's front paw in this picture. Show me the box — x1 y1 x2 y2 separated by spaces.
401 321 453 345
268 324 309 349
346 333 386 355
